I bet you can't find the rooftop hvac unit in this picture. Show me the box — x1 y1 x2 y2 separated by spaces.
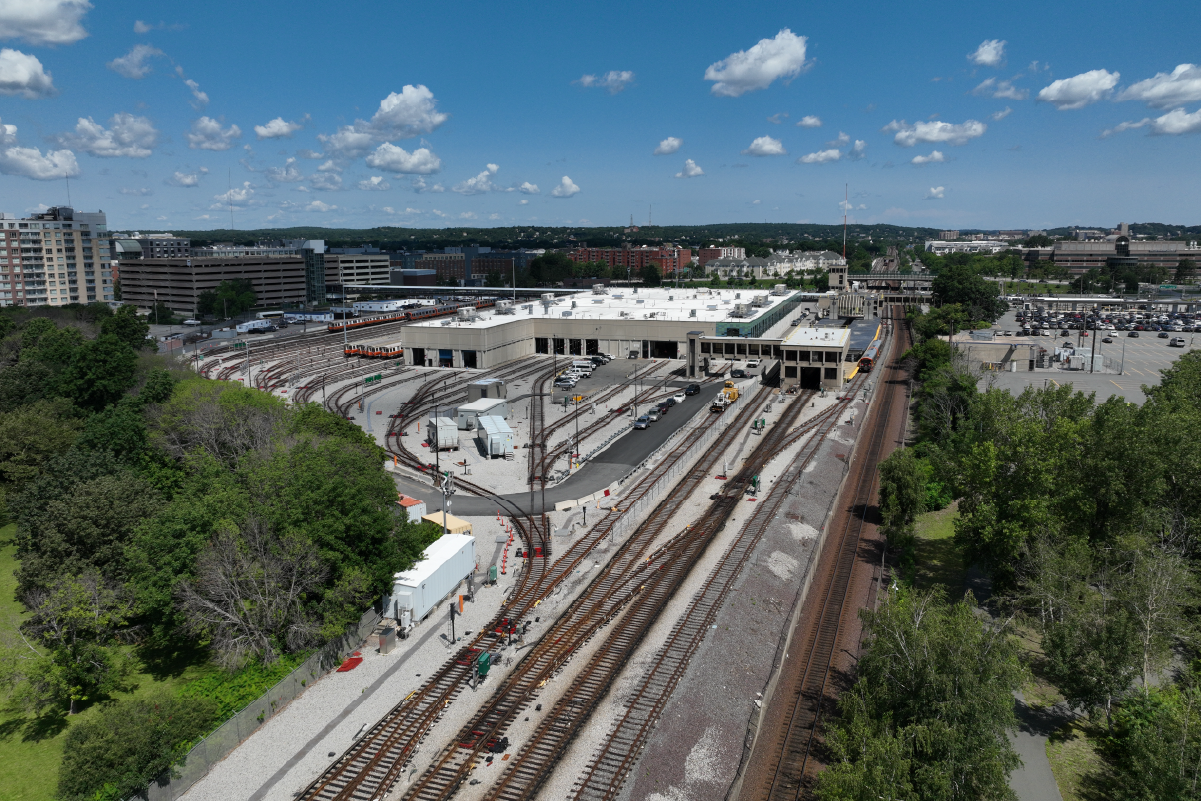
495 300 515 315
591 298 605 303
668 295 674 301
561 310 572 317
707 304 718 311
731 303 750 317
735 292 741 299
571 300 577 308
636 298 645 304
771 284 789 295
752 294 769 307
592 284 608 294
689 308 697 317
457 308 479 322
541 292 556 302
522 304 534 314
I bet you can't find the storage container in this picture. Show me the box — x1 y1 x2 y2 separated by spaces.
387 533 475 623
475 415 515 457
455 398 509 430
428 416 459 450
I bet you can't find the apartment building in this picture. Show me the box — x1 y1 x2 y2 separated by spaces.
697 246 746 265
568 245 692 274
0 206 112 307
1052 237 1201 275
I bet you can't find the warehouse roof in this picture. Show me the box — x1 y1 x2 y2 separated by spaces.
408 287 800 330
782 326 851 348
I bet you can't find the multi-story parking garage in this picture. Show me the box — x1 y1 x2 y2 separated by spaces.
395 286 806 369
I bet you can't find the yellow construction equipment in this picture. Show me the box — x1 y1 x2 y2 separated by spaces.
722 379 740 403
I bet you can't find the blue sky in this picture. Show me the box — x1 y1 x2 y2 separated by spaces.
0 0 1198 232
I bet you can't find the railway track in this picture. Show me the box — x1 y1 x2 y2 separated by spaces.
741 306 908 801
295 388 750 801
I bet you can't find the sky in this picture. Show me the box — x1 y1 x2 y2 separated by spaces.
0 0 1198 233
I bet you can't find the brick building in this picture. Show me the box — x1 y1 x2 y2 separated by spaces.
569 245 692 275
697 246 745 265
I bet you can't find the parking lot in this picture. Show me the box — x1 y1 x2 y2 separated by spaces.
982 309 1199 403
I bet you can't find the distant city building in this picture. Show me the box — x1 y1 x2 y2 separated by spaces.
705 250 844 280
191 242 298 258
568 245 692 275
1052 237 1201 275
300 240 327 306
938 230 960 240
415 252 465 282
997 230 1027 241
698 246 746 266
925 240 1011 255
1074 229 1108 241
0 206 111 307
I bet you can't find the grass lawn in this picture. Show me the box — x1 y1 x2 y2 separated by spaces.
910 502 965 598
0 524 216 801
1046 720 1107 801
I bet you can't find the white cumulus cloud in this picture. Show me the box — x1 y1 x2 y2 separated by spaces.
358 176 390 191
60 112 157 158
1118 64 1201 109
365 142 441 174
306 200 336 212
518 181 538 194
551 175 580 198
316 159 341 172
911 150 945 164
674 158 704 178
106 44 162 79
166 167 207 187
1103 107 1201 137
0 0 90 45
972 77 1028 100
254 117 302 139
828 131 850 146
576 70 635 94
705 28 809 97
186 117 239 150
797 115 821 127
991 106 1013 120
211 181 257 208
0 47 52 98
412 177 444 193
884 118 987 146
264 157 303 183
319 85 448 157
309 172 342 191
848 139 866 160
1037 69 1119 109
968 39 1006 67
798 148 840 164
926 186 945 199
653 136 681 155
742 135 787 156
453 163 500 195
0 118 77 180
119 187 151 195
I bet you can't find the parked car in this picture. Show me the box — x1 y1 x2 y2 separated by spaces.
657 402 670 415
731 369 747 378
672 392 686 403
1158 331 1171 338
1102 337 1113 343
1169 337 1186 347
647 410 660 422
633 415 650 430
747 359 761 369
1060 330 1070 337
664 397 677 407
1128 331 1140 338
684 384 700 396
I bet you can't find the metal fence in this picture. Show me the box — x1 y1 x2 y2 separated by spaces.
140 608 382 801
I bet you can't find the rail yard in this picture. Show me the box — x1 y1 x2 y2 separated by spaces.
177 296 911 801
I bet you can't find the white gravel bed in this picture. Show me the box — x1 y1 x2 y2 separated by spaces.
181 516 524 801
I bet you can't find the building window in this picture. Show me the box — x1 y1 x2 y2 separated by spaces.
824 367 837 380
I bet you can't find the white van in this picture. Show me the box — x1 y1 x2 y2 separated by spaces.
570 359 593 374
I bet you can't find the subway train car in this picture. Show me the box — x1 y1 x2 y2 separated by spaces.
858 339 883 372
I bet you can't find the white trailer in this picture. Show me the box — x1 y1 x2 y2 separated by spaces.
455 398 509 430
387 533 475 623
427 415 460 451
475 415 515 457
235 319 272 333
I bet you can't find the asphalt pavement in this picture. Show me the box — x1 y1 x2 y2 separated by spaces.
395 380 725 515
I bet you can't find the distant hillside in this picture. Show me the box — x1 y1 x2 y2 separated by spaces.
133 222 941 251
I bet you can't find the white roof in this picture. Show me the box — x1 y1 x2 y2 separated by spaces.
782 327 850 348
393 532 474 587
408 286 800 329
458 397 507 412
476 414 513 434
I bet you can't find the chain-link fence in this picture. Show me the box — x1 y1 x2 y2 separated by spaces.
140 608 381 801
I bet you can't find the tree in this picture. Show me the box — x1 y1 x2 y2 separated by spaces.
817 590 1026 801
1175 258 1196 284
878 448 925 544
55 334 139 412
931 262 1007 321
1107 676 1201 801
0 398 82 488
57 693 217 801
642 262 662 286
1023 234 1054 247
15 573 133 714
100 305 152 350
195 289 219 318
214 278 257 317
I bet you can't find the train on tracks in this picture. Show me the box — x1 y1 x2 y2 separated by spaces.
857 338 883 372
344 339 405 358
326 298 497 334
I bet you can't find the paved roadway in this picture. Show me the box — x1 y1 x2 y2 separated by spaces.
980 310 1199 403
395 378 725 515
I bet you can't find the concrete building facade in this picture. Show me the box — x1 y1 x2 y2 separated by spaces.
119 256 305 313
0 206 112 307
